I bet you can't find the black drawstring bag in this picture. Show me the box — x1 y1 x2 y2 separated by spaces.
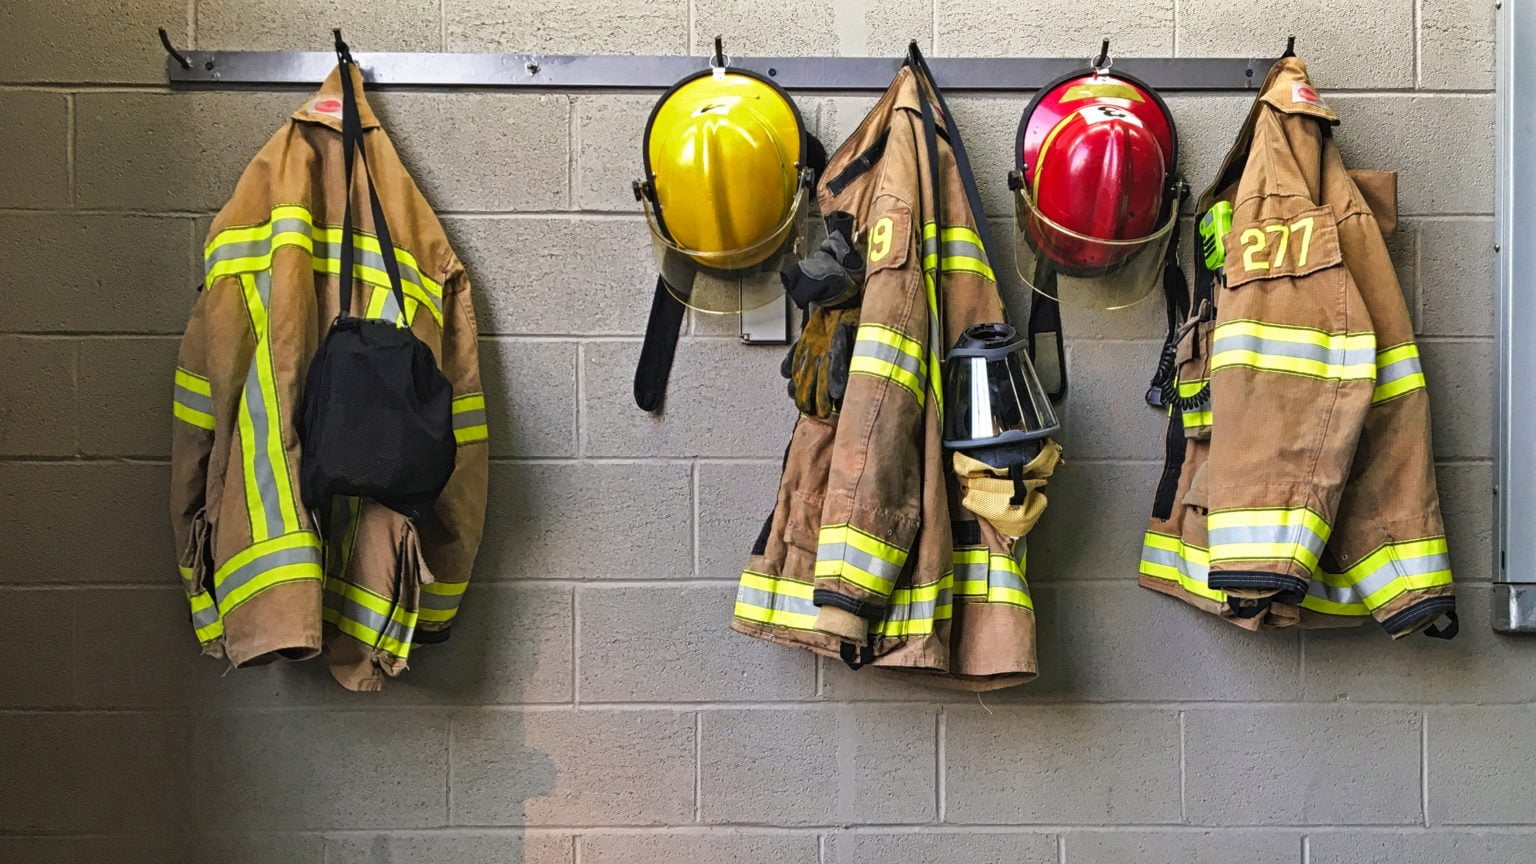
299 50 455 522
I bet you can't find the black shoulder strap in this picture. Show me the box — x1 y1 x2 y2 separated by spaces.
634 276 687 412
336 55 407 321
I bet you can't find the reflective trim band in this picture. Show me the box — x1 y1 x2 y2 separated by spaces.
365 283 418 326
452 392 489 445
187 590 224 644
235 272 300 541
874 573 953 637
173 367 216 430
322 578 417 658
952 547 989 595
920 223 996 282
1139 531 1226 603
1179 377 1212 429
1301 536 1453 616
985 546 1033 609
735 570 818 630
212 531 323 616
850 323 927 404
419 578 470 624
1211 319 1376 381
1207 506 1332 571
204 204 444 325
1373 342 1427 404
815 524 909 596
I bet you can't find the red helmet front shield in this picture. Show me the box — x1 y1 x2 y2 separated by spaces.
1011 68 1181 309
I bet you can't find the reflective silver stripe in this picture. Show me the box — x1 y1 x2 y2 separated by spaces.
1311 549 1453 606
1377 354 1423 384
953 563 987 587
851 336 924 379
989 561 1027 594
1208 521 1329 562
922 235 990 264
189 599 221 631
241 272 288 536
323 587 415 648
453 408 487 431
378 285 404 323
206 223 443 319
175 383 214 415
736 584 817 618
882 586 949 625
817 542 905 584
215 543 323 603
420 590 464 611
1142 543 1211 583
1211 332 1376 368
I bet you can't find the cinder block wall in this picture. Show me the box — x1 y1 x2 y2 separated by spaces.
0 1 1514 862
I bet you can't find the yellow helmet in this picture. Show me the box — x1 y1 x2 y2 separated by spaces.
636 67 814 313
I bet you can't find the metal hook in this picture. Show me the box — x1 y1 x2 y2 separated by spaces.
710 35 728 69
1092 38 1111 71
157 27 192 70
1281 35 1296 58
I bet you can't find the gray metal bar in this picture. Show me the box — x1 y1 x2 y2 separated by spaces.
1494 0 1535 631
169 51 1275 91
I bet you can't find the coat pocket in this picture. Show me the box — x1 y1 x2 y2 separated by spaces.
783 490 825 555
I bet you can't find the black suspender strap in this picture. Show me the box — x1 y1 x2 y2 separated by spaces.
634 277 687 413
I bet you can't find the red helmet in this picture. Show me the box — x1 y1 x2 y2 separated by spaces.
1011 67 1180 308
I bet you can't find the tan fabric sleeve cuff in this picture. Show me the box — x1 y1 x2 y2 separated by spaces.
815 605 871 644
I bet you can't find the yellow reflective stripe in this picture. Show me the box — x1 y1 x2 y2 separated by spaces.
734 571 819 630
419 578 470 624
236 275 270 541
1208 506 1331 534
454 425 489 445
1211 319 1376 381
1301 537 1453 615
175 368 211 396
454 393 487 412
213 532 324 616
1178 377 1213 428
848 355 925 404
452 392 489 444
1373 342 1426 404
186 590 224 643
322 606 413 658
173 402 216 430
1208 506 1331 570
1140 531 1226 603
874 573 953 637
816 524 909 596
1373 372 1426 403
921 271 945 413
1216 320 1375 351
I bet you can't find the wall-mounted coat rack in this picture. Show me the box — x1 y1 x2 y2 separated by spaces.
156 28 1285 344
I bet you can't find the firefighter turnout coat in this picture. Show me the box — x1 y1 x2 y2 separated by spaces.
171 66 489 690
1141 57 1456 635
731 63 1049 689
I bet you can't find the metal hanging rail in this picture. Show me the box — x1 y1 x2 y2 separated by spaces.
165 51 1278 91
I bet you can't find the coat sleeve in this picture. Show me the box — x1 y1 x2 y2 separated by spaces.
416 268 488 639
170 289 223 649
811 192 930 644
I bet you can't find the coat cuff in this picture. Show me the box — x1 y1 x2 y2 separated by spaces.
815 605 870 644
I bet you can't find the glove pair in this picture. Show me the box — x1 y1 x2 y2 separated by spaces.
780 214 865 418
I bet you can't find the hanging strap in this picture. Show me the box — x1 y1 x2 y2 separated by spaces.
634 277 687 412
336 52 407 321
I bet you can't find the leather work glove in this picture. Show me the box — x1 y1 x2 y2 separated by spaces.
782 304 860 418
781 223 864 309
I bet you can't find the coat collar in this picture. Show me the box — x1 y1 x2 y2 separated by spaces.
291 63 381 132
1258 56 1339 125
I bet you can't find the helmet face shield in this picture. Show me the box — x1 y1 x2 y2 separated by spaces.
643 177 812 313
1012 183 1176 310
942 323 1060 450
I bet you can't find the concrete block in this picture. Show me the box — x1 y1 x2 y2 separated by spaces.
446 0 687 54
0 589 75 708
582 339 797 458
1177 0 1412 88
1304 585 1536 704
700 706 937 825
0 712 188 833
694 0 932 56
1419 0 1497 91
1309 831 1536 864
1059 340 1170 461
0 92 69 208
73 586 203 709
582 833 819 864
75 834 327 864
1428 706 1536 824
197 0 443 52
573 95 656 212
371 93 569 212
75 92 296 212
0 213 199 333
192 710 449 830
578 582 816 701
940 0 1171 57
77 337 179 458
1420 340 1494 461
944 96 1033 220
479 339 578 457
0 839 72 864
1044 582 1301 701
0 0 185 83
478 462 692 580
327 832 573 864
445 217 654 335
1066 831 1299 864
1436 461 1494 583
816 96 882 162
1184 706 1422 825
0 462 172 585
696 460 782 578
828 832 1058 864
1329 96 1494 216
1029 461 1162 583
1165 96 1260 205
451 709 695 825
945 706 1181 824
1417 218 1495 337
0 337 75 457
